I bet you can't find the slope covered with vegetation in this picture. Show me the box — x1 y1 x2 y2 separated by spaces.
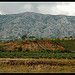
0 37 75 59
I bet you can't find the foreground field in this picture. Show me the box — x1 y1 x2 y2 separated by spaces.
0 58 75 73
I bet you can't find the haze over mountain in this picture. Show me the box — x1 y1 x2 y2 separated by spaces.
0 12 75 41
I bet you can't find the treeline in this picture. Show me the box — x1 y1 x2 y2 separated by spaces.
0 34 75 43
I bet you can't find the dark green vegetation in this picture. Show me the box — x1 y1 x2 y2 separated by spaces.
21 35 27 40
0 51 75 59
50 38 75 52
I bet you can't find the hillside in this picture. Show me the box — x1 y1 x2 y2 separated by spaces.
0 39 65 51
0 38 75 59
0 12 75 41
0 37 75 52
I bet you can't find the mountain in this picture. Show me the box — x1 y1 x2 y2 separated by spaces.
0 12 75 41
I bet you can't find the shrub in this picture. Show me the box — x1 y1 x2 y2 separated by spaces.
10 40 14 42
18 46 22 51
0 45 2 50
21 35 27 40
39 49 45 52
51 38 61 45
40 38 44 41
14 45 17 51
26 47 29 52
33 38 39 43
64 49 71 53
1 49 5 52
46 49 53 52
0 45 5 52
62 39 64 41
14 39 18 42
21 40 28 44
8 50 12 52
55 49 62 53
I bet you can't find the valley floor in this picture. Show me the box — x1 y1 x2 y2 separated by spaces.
0 58 75 73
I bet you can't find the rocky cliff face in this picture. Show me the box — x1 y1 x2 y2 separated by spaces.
0 12 75 41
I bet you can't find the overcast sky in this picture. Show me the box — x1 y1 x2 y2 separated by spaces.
0 2 75 16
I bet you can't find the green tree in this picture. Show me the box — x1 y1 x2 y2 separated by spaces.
18 45 22 51
21 35 27 40
70 36 72 38
29 36 35 40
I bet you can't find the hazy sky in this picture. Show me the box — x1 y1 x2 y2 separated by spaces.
0 2 75 16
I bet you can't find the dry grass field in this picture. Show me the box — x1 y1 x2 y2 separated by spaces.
0 58 75 73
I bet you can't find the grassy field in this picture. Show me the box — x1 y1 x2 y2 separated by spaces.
0 58 75 73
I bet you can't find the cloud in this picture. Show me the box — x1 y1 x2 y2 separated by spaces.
56 2 75 16
37 4 56 14
0 2 75 16
23 3 40 13
0 2 25 14
23 4 33 12
0 11 4 15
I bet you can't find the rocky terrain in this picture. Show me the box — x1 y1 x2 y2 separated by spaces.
0 12 75 41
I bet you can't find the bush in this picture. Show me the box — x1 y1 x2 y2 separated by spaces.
0 45 5 52
64 49 71 53
26 47 29 52
1 49 5 52
14 45 17 51
33 38 39 43
55 49 62 53
39 49 45 52
0 45 2 51
51 38 61 45
40 38 43 40
14 39 18 42
21 40 28 44
10 40 14 42
18 46 22 51
46 49 53 52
